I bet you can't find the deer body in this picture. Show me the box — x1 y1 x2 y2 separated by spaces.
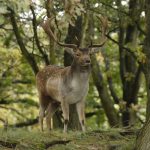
37 55 91 132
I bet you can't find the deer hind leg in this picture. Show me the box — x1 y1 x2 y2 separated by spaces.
39 105 47 132
39 95 49 132
46 102 59 130
61 101 69 133
76 101 86 132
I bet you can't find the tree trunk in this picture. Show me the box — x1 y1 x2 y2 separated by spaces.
117 0 141 126
135 0 150 149
64 17 82 130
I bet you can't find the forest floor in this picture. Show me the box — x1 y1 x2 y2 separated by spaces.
0 127 137 150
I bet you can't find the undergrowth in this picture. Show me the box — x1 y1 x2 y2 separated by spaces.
0 128 136 150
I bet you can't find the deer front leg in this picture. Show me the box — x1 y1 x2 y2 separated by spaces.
76 100 86 132
61 101 69 133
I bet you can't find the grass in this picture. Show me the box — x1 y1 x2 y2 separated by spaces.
0 128 136 150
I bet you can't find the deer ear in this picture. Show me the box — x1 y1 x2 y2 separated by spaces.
89 48 101 54
65 48 75 56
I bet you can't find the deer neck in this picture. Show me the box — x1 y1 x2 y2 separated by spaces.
70 60 91 78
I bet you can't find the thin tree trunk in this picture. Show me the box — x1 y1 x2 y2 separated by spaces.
30 5 50 65
91 55 119 127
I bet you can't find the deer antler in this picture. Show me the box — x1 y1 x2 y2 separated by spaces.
41 17 77 49
89 16 108 48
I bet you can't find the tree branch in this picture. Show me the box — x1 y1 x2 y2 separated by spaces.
0 117 5 124
85 111 98 118
89 3 129 17
0 106 28 119
12 79 32 84
30 5 50 65
98 1 129 16
7 7 39 75
0 98 38 107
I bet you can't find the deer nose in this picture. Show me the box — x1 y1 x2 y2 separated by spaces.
85 59 91 64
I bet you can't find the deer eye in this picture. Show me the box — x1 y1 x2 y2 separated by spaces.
76 53 81 57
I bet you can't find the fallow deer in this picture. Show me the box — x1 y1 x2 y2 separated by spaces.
36 17 107 132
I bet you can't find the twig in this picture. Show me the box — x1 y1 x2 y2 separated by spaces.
45 140 71 149
105 34 137 61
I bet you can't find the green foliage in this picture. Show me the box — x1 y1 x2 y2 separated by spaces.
0 41 37 125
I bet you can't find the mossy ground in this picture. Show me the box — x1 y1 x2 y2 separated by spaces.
0 128 136 150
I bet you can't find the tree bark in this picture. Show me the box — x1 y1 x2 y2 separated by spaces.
135 118 150 150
